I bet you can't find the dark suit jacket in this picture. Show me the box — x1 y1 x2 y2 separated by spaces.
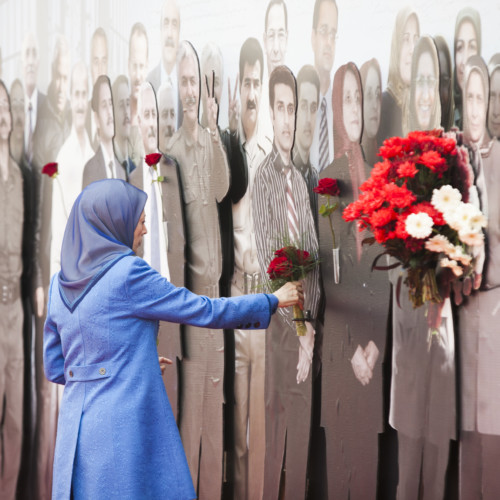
81 145 127 189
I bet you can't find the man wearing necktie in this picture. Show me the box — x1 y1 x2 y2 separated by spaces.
82 75 126 189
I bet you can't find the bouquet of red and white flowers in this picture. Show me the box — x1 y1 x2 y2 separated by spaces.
343 129 486 308
267 245 318 335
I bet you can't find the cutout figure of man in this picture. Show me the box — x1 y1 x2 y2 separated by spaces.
52 62 94 275
231 37 272 500
158 82 176 151
252 65 319 500
166 41 230 500
82 75 126 188
310 0 338 172
148 0 181 129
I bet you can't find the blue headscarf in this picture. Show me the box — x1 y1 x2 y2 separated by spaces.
58 179 147 311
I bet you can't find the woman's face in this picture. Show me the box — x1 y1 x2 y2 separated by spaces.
399 15 419 85
132 211 147 253
363 66 381 139
465 70 486 144
455 20 478 90
343 69 362 143
415 51 437 130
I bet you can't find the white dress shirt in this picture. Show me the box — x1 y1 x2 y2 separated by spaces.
24 88 39 152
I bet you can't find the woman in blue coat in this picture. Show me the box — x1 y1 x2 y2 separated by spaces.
43 179 302 499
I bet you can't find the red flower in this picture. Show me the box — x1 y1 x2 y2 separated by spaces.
267 255 293 280
145 153 162 167
314 177 340 196
409 202 446 226
382 183 416 209
369 207 397 229
42 162 58 178
397 160 418 178
419 150 446 173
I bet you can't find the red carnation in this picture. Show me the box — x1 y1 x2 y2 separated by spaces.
397 160 418 178
42 162 58 178
314 177 340 197
145 153 162 167
419 150 446 172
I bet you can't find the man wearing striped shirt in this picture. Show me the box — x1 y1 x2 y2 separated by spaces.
252 65 320 500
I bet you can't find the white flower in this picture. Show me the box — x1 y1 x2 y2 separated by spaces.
458 230 484 246
446 202 479 232
431 185 462 215
440 257 464 277
405 212 434 239
448 245 472 266
425 234 454 254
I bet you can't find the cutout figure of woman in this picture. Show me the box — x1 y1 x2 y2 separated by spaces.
319 62 389 500
453 7 481 129
459 54 500 500
487 53 500 139
360 58 382 167
377 7 419 146
405 35 441 134
391 35 456 500
435 36 454 131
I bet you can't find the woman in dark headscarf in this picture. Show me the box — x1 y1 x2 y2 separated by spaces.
405 35 442 135
377 7 420 145
43 179 302 499
453 7 481 128
360 58 382 166
318 62 389 500
435 35 455 131
458 55 500 499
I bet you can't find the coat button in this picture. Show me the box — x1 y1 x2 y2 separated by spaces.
245 323 251 329
254 322 260 328
69 370 74 377
236 324 243 329
99 367 106 375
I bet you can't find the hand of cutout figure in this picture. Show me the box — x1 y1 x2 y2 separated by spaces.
351 344 373 386
205 71 219 134
296 345 311 384
364 340 379 371
35 286 44 317
159 356 173 376
228 74 240 133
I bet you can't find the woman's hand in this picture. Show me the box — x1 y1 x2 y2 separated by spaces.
159 356 173 376
273 281 304 309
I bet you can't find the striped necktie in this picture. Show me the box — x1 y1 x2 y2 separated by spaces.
284 166 299 245
27 102 34 163
319 97 328 171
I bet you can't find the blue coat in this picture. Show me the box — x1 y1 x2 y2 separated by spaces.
44 256 275 499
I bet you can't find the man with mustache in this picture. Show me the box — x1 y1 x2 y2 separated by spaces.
112 75 136 179
82 75 126 188
293 65 320 221
166 40 230 500
310 0 338 172
0 78 25 500
148 0 182 129
52 61 94 276
252 65 320 499
231 37 272 500
86 28 108 151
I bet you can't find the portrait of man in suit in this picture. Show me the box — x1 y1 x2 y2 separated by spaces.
310 0 338 171
82 75 126 188
158 82 176 152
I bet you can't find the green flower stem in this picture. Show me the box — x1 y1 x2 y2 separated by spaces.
327 196 336 248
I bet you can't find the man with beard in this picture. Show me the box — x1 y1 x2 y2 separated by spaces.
52 61 94 275
166 40 230 500
158 82 176 151
148 0 182 129
128 22 149 167
310 0 338 172
252 65 319 500
22 32 45 166
86 27 108 150
231 37 272 500
293 64 320 221
82 75 126 188
0 79 25 500
112 75 136 179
